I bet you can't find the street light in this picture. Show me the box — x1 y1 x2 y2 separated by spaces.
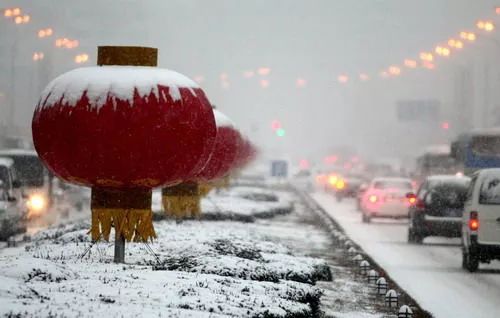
404 59 417 68
359 73 369 81
38 28 53 38
33 52 45 61
14 14 29 24
388 66 401 76
448 38 464 49
338 75 349 84
74 53 89 64
257 67 271 76
419 52 434 62
4 7 22 18
460 31 476 42
477 20 495 32
435 45 451 57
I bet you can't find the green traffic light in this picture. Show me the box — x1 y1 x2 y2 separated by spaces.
276 128 285 137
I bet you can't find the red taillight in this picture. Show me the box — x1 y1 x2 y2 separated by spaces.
369 195 378 203
469 211 479 231
407 193 417 205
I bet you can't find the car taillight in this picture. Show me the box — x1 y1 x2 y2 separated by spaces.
406 193 417 205
369 195 378 203
469 211 479 232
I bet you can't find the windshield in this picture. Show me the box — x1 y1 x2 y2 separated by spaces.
471 136 500 156
0 166 11 189
9 155 45 187
429 183 469 208
479 174 500 205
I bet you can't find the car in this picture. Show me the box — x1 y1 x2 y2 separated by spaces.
334 174 367 202
0 157 27 240
292 169 314 192
360 177 414 223
407 175 470 244
462 168 500 272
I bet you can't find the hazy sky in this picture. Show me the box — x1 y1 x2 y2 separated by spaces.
1 0 499 164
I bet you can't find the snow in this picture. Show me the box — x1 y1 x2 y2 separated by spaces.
37 66 200 109
0 187 329 317
0 157 14 167
0 149 38 157
480 173 500 204
421 144 451 155
469 127 500 136
427 175 470 185
152 186 293 222
313 192 500 318
213 109 234 128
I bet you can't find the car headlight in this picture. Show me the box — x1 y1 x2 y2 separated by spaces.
27 194 47 212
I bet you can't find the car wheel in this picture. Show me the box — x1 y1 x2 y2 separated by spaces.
463 250 479 272
408 229 415 243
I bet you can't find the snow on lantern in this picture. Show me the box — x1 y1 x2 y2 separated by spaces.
32 46 216 262
162 109 242 218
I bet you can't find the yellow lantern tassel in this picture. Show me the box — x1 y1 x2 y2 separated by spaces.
90 188 156 242
162 182 202 219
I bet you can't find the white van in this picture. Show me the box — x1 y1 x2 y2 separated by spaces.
462 168 500 272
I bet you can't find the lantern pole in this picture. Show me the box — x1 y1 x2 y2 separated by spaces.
96 45 158 263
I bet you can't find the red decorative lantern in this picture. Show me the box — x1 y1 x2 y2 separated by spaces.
32 47 216 259
234 137 258 171
161 109 242 218
196 109 241 182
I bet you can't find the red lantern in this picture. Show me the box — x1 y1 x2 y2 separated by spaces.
234 138 258 170
33 68 215 189
195 109 241 182
32 47 216 250
161 109 242 218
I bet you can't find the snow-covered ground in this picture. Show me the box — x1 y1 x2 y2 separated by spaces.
313 192 500 318
153 187 293 222
0 187 323 317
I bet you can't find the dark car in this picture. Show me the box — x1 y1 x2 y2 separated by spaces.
408 175 470 244
335 174 366 202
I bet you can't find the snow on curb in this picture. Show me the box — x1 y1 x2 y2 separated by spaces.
297 189 434 318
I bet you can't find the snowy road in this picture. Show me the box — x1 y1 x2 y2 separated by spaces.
313 192 500 318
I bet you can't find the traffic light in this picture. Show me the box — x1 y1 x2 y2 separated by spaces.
271 120 281 131
276 128 286 137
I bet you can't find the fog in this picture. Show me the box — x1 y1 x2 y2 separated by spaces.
1 0 499 166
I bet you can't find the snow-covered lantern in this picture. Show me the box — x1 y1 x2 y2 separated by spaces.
352 254 363 265
376 277 388 295
385 289 398 308
367 269 379 284
347 246 357 257
32 46 216 261
398 305 413 318
359 260 370 275
162 109 242 218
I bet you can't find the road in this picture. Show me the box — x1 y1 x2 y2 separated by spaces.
313 192 500 318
